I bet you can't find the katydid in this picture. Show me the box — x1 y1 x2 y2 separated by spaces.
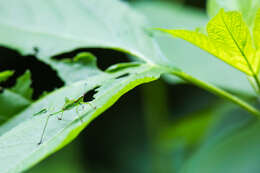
54 96 96 120
37 96 96 145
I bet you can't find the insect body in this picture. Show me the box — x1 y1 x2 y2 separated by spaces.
51 96 96 120
37 96 96 145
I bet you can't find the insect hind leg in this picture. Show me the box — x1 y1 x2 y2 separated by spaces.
38 114 51 145
85 102 96 109
80 102 97 111
76 107 83 123
57 111 64 120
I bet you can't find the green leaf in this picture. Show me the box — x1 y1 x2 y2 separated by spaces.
0 70 14 83
157 102 248 173
207 0 260 27
105 62 141 73
180 107 259 173
0 60 165 173
0 0 171 82
10 70 33 100
159 9 259 76
133 1 254 96
0 90 31 123
0 71 33 123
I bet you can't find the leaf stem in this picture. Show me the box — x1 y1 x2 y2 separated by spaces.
252 73 260 94
167 69 260 117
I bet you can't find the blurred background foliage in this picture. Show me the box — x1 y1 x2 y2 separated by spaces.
0 0 259 172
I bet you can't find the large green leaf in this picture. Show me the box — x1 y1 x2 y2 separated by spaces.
50 52 103 84
159 9 259 76
0 0 170 82
132 1 254 96
10 70 33 101
0 56 165 173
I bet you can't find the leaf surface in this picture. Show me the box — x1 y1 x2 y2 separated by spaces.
207 0 260 27
0 0 170 82
10 70 33 100
51 52 103 84
253 9 260 50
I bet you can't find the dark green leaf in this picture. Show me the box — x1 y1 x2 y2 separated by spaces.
10 70 33 100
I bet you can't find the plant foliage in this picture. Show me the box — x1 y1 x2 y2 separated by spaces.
0 0 260 172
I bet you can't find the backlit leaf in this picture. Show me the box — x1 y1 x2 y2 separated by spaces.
0 70 14 83
159 9 259 76
253 9 260 50
207 0 260 27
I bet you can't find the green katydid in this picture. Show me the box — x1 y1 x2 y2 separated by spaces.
37 95 96 145
55 95 96 120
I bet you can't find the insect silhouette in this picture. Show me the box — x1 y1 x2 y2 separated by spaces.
37 96 96 145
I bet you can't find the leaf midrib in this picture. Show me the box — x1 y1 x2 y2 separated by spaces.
220 12 255 74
